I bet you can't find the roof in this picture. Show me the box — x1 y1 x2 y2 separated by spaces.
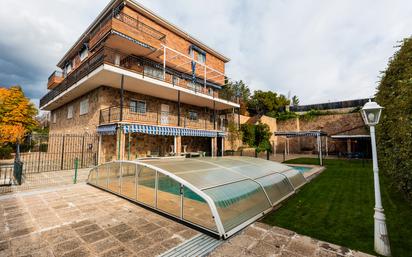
87 156 306 238
331 134 370 139
57 0 230 67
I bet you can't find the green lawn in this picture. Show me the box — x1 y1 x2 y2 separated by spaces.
262 158 412 257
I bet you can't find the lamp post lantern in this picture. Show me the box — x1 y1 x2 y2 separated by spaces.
361 100 391 256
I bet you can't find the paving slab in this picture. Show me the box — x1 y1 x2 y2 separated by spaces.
0 184 199 257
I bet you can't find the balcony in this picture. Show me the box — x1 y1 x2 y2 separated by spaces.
40 47 239 111
89 11 166 55
47 71 64 89
99 106 219 131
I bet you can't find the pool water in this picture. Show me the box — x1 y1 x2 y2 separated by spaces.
288 166 312 173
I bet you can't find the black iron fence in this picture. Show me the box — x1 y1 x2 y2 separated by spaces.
18 133 99 174
0 164 13 186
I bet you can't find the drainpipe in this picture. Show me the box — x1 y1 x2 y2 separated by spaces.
213 101 216 130
178 91 181 127
120 75 124 121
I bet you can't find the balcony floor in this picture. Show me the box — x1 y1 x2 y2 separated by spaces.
41 63 239 111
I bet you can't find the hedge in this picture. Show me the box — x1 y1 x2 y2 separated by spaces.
375 38 412 202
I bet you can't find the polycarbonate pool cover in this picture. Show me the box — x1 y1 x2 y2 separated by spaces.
87 156 307 238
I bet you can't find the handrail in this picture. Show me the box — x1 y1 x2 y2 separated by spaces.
99 105 220 130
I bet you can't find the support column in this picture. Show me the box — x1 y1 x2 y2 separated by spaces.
98 134 102 165
221 137 224 156
116 126 125 160
347 139 352 153
175 136 182 155
211 137 217 157
326 137 329 157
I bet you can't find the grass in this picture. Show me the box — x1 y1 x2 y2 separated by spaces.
262 158 412 256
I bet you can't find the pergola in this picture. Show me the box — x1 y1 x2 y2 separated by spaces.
274 130 328 166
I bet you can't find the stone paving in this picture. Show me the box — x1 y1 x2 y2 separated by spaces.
210 223 375 257
0 184 199 257
0 180 376 257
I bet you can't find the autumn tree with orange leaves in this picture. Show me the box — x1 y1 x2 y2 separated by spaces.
0 86 38 145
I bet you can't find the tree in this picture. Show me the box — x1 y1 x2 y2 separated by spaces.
375 38 412 202
248 90 290 115
292 95 300 106
227 121 240 150
0 86 38 145
240 122 272 153
221 80 251 114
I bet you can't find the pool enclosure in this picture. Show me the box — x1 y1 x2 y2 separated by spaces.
87 156 307 238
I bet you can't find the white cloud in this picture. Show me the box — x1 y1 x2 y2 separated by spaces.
1 0 412 106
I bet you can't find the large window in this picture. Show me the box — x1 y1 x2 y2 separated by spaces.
80 99 89 115
67 105 73 119
130 100 146 114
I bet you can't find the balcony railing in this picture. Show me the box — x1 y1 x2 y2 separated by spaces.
100 106 219 130
40 47 237 108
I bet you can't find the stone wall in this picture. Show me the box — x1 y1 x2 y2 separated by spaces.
275 113 367 154
49 88 102 134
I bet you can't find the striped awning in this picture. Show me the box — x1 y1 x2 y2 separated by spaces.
123 124 219 137
97 124 117 135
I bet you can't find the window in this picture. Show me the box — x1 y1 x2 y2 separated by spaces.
188 111 198 121
130 100 146 114
65 63 72 75
144 66 164 80
80 99 89 115
80 48 88 61
67 105 73 119
52 112 57 123
198 52 206 64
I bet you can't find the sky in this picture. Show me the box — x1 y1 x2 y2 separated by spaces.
1 0 412 109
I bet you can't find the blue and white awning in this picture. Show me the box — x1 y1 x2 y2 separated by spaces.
97 124 117 135
122 124 220 137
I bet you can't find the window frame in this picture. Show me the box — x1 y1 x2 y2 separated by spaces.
130 99 147 114
67 104 74 119
79 48 88 61
188 110 199 122
79 98 89 116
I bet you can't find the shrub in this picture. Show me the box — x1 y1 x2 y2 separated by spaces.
375 38 412 202
0 146 13 159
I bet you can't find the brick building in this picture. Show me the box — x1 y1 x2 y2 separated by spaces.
40 0 240 162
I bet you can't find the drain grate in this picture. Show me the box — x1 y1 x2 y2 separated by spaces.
159 234 222 257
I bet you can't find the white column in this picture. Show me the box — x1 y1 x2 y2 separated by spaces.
221 137 224 156
370 126 391 256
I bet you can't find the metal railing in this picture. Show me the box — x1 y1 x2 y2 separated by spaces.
99 106 217 130
0 164 13 186
48 70 63 81
40 47 236 108
290 98 372 112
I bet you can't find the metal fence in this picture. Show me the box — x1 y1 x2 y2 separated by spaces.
19 133 99 174
0 164 13 186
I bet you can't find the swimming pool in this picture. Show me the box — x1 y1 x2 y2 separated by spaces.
288 166 312 173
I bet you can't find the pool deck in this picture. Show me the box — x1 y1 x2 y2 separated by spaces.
0 183 375 257
287 164 325 181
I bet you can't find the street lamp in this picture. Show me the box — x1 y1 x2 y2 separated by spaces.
361 100 391 256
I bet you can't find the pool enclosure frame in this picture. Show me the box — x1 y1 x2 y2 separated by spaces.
87 157 307 239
